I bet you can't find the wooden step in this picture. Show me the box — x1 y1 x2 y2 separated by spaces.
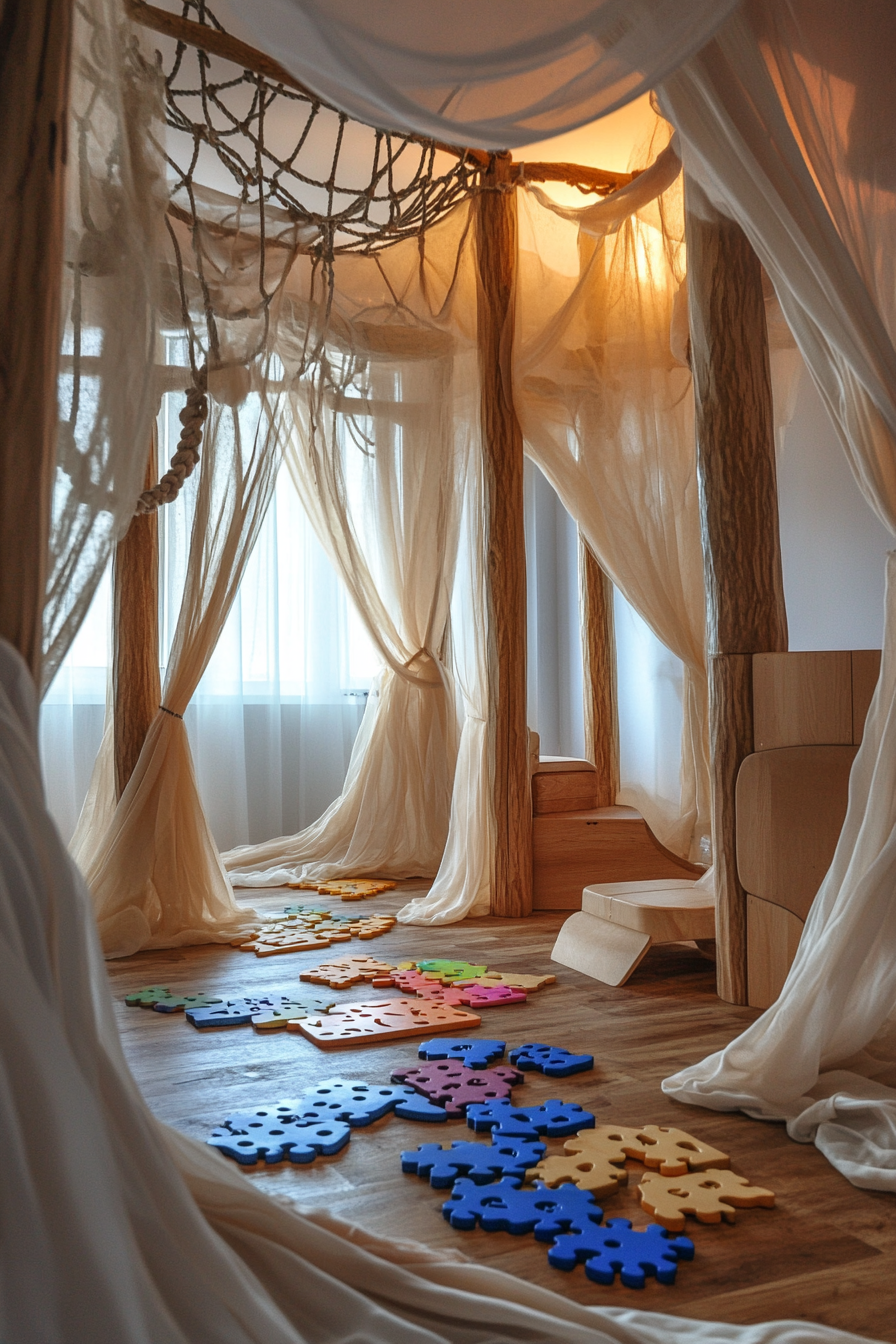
533 806 702 911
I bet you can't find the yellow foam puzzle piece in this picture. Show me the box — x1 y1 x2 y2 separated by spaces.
525 1151 629 1199
633 1124 730 1175
637 1168 775 1231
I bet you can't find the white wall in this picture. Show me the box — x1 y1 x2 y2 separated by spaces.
777 371 892 652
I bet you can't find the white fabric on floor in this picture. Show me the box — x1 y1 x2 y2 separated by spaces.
0 632 878 1344
211 0 740 148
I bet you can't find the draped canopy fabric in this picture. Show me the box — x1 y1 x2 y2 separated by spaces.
222 211 480 893
655 0 896 1190
515 129 711 860
211 0 741 148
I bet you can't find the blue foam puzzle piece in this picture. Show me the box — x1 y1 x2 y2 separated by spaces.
442 1177 604 1238
186 995 326 1029
393 1095 450 1122
401 1138 545 1188
547 1218 694 1288
208 1109 351 1165
508 1043 594 1078
289 1077 437 1127
416 1038 506 1070
465 1097 595 1139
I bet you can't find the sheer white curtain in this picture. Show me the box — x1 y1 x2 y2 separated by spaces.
42 457 373 852
658 0 896 1190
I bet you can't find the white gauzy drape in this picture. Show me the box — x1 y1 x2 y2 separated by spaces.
223 208 488 911
658 0 896 1190
212 0 741 148
515 133 711 861
45 0 162 690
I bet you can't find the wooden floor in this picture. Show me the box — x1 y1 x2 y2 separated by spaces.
109 883 895 1340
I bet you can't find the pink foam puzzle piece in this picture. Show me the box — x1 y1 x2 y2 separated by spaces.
413 982 527 1008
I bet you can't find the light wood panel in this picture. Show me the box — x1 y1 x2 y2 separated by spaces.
708 654 754 1004
533 806 701 910
0 0 73 681
686 183 787 1005
752 651 852 750
736 744 856 921
475 155 532 917
533 769 597 815
746 894 804 1010
113 440 161 797
107 883 896 1338
580 539 620 808
852 649 882 742
582 879 715 942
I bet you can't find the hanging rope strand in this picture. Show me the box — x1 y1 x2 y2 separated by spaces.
135 368 208 514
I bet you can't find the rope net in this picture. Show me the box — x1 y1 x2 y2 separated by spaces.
135 0 489 510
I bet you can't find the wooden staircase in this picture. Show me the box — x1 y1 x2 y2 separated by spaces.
532 758 702 910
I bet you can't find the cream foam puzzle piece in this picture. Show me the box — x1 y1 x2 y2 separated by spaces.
637 1168 775 1230
458 971 556 991
292 998 481 1048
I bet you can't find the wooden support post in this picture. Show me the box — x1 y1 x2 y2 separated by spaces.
580 539 619 808
686 182 788 1004
113 439 161 798
475 155 532 917
0 1 73 682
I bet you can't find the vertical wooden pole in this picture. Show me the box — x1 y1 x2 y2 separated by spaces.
475 155 532 917
580 538 619 808
686 182 788 1004
0 0 73 683
113 438 161 798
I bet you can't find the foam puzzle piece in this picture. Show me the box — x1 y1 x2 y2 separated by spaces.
525 1150 628 1200
508 1043 593 1077
416 960 488 984
417 1038 506 1070
626 1125 730 1176
401 1138 546 1188
241 931 335 956
287 1077 444 1127
637 1169 775 1231
465 1098 595 1140
209 1109 351 1165
442 1177 604 1238
185 995 328 1030
251 997 337 1031
392 1060 523 1117
125 986 223 1013
318 880 396 900
458 971 556 991
413 983 528 1008
282 905 331 916
390 970 436 993
299 956 397 989
292 998 481 1047
548 1218 694 1288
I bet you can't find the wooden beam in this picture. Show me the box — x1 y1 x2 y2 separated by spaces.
475 155 532 917
513 161 636 196
580 539 619 808
0 0 73 683
113 440 161 798
685 182 788 1004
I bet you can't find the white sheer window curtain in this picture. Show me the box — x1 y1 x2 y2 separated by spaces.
41 377 376 851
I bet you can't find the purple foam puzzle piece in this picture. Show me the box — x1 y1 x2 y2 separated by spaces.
400 1137 545 1188
392 1060 523 1117
416 1038 507 1070
508 1043 594 1078
465 1097 595 1139
442 1177 604 1238
547 1218 695 1288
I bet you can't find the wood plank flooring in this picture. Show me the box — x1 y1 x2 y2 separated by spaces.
107 884 895 1340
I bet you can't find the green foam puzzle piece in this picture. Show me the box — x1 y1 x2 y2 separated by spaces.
416 961 488 984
